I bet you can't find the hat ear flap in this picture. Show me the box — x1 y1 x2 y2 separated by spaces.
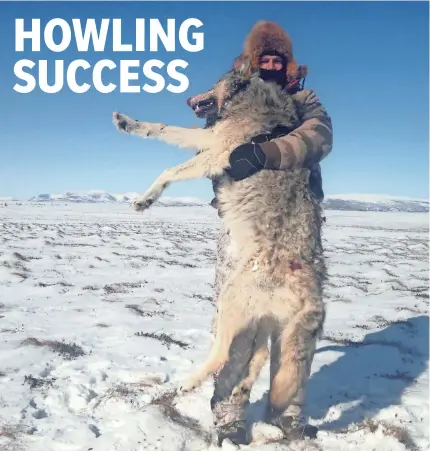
286 60 308 80
286 60 298 80
298 64 308 79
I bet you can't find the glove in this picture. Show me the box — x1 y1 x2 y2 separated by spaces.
225 125 290 181
225 142 267 181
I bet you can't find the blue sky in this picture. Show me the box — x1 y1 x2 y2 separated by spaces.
0 1 428 201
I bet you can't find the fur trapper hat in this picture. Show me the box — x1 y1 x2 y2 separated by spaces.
233 21 308 81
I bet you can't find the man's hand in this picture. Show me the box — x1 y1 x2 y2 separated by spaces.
225 142 267 181
225 127 291 181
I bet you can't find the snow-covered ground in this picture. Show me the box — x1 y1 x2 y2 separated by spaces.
0 202 428 451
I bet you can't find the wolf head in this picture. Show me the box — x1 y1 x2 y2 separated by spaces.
187 55 299 134
186 57 255 122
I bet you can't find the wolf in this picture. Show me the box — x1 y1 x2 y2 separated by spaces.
112 58 327 428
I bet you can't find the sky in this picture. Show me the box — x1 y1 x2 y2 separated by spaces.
0 1 428 201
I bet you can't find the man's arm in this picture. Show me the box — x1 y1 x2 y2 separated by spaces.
260 89 333 170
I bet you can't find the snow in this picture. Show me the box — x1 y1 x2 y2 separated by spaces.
0 202 428 451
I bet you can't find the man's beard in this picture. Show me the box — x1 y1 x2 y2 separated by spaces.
259 68 287 88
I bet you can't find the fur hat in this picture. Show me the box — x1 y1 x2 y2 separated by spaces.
233 21 308 81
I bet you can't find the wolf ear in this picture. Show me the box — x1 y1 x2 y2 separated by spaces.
233 54 252 76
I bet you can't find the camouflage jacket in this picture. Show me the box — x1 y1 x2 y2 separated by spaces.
209 87 333 208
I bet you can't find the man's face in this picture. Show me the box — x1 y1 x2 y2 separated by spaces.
259 54 284 71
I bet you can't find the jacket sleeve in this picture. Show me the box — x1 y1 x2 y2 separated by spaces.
260 89 333 170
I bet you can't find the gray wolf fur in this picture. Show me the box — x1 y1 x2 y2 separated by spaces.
112 58 327 417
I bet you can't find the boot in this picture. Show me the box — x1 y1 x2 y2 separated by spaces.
266 406 318 441
270 415 318 440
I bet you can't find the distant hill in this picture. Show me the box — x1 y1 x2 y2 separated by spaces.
323 194 429 213
5 190 426 213
27 190 208 207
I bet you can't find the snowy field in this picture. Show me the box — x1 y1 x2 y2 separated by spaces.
0 202 428 451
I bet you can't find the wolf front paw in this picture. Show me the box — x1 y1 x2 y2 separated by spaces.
177 384 194 396
131 197 156 212
177 378 200 395
112 112 139 134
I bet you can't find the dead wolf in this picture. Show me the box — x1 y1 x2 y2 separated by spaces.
113 58 327 444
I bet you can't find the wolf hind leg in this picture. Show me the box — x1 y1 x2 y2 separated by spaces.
179 271 261 394
179 303 254 394
232 326 270 397
267 293 325 437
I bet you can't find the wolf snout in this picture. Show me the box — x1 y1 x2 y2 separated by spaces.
187 98 217 119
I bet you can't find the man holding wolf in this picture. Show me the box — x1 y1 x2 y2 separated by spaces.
190 21 333 446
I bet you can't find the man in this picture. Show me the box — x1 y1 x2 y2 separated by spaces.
195 21 333 446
